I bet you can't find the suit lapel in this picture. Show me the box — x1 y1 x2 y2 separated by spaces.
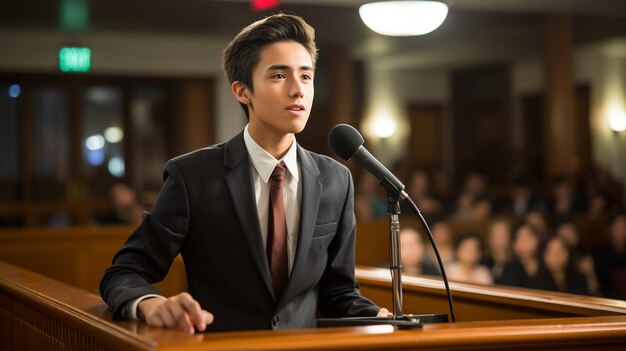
223 133 274 297
278 146 322 307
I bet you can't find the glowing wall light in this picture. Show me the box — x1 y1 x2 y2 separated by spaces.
372 116 398 139
609 111 626 132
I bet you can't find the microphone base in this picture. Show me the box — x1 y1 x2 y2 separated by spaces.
317 313 448 330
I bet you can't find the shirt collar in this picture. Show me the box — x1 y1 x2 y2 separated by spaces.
243 125 299 183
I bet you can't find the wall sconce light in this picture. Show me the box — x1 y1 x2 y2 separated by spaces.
359 1 448 36
372 116 398 139
609 111 626 132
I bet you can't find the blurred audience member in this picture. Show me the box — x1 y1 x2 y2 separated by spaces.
469 198 493 221
400 227 439 276
431 221 455 265
594 214 626 299
407 169 443 216
452 172 493 220
524 210 551 242
530 237 588 295
431 166 453 205
484 220 513 281
354 173 387 220
587 165 625 213
587 194 609 219
506 177 546 217
96 183 143 226
497 223 541 288
549 176 586 223
556 221 600 295
445 233 493 285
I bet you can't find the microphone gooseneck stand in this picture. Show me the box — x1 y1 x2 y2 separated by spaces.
317 182 450 329
323 124 455 328
403 196 457 323
387 195 404 318
381 178 451 326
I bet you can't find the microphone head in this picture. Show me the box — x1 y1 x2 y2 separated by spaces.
328 124 365 161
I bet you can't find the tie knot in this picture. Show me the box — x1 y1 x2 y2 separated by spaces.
271 162 286 185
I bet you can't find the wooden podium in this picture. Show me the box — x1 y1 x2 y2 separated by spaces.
2 260 626 351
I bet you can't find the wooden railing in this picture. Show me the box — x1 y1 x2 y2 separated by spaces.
2 260 626 351
0 226 187 297
357 267 626 321
0 200 114 227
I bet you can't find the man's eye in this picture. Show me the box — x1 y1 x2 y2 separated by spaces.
302 74 313 81
273 73 286 79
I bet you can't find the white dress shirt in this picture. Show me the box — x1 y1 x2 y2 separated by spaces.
125 126 302 319
243 125 302 275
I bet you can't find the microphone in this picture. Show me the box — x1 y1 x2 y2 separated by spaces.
328 123 457 323
328 124 407 199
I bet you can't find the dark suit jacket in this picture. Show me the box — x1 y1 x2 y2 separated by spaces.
100 132 380 331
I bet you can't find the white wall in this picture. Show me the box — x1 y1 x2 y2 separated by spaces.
0 29 245 142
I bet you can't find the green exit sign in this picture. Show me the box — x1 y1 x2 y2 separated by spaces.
59 47 91 73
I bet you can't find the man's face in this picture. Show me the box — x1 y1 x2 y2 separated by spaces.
246 40 314 137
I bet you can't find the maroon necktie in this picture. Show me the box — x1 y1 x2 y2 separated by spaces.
267 162 288 298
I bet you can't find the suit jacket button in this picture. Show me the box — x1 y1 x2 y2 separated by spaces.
272 316 280 326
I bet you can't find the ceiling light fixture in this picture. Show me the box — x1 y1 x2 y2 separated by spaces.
359 1 448 37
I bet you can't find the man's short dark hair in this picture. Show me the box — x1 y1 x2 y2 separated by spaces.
222 13 318 119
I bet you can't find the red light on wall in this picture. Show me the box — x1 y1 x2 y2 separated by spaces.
251 0 280 11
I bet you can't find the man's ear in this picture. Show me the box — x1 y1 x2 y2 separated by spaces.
231 81 251 104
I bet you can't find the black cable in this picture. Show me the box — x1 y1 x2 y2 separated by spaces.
403 196 456 322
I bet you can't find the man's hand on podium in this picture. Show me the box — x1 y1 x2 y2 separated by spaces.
138 292 214 334
377 308 391 317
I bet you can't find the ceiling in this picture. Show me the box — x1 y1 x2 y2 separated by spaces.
2 0 626 70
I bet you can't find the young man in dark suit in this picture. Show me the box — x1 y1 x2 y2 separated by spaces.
100 14 388 334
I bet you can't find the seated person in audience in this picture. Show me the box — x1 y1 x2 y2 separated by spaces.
445 233 493 285
406 169 443 217
587 165 625 212
587 194 608 219
594 214 626 299
354 173 387 220
431 221 455 265
548 176 586 223
505 177 546 218
483 220 513 281
556 221 600 295
497 223 541 288
524 210 551 242
452 172 492 220
468 197 493 221
96 183 143 226
400 227 439 276
530 237 588 295
430 166 453 208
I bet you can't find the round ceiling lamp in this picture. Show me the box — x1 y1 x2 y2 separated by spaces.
359 1 449 36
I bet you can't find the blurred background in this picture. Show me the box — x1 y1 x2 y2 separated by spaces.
1 0 625 299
